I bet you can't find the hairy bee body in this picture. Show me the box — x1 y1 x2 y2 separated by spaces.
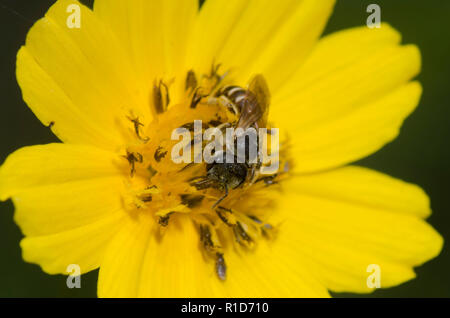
215 85 263 130
189 75 271 208
190 152 248 208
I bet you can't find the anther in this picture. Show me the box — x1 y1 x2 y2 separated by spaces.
123 151 143 177
215 252 226 281
185 70 198 94
127 116 149 142
153 80 170 114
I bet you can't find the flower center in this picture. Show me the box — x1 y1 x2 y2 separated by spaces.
120 66 290 281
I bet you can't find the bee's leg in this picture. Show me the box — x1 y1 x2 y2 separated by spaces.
212 184 228 209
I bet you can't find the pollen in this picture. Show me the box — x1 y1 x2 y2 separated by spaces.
120 67 290 281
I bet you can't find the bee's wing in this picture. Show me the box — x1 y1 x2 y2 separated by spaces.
248 74 270 128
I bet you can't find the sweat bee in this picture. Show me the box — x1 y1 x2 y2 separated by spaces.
189 74 271 207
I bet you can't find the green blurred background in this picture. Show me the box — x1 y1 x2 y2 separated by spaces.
0 0 448 297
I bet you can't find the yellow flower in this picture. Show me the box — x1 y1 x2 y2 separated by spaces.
0 0 443 297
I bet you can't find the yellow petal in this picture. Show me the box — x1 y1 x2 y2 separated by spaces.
0 143 126 237
99 214 329 297
97 214 154 297
21 211 124 275
289 81 422 173
18 0 146 149
1 143 127 274
289 165 431 218
0 143 121 200
93 0 198 106
276 170 443 293
271 25 422 173
275 23 404 102
188 0 335 90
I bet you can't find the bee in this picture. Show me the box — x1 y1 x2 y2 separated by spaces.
189 75 271 207
211 74 271 181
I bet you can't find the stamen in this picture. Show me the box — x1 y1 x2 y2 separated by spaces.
158 212 174 227
127 116 150 142
233 221 253 246
147 165 158 179
185 70 198 94
199 223 227 280
190 87 208 109
180 194 204 208
153 80 170 114
216 206 238 226
215 252 226 281
255 174 278 186
154 146 168 162
123 151 143 177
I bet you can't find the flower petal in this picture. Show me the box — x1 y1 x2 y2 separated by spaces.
97 215 154 297
0 144 121 199
272 25 422 173
288 165 431 218
93 0 198 105
21 211 124 275
291 82 421 173
188 0 335 90
98 214 329 297
277 168 443 293
18 0 146 149
0 143 127 274
0 144 126 236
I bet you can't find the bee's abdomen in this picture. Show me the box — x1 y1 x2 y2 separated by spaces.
221 86 247 107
